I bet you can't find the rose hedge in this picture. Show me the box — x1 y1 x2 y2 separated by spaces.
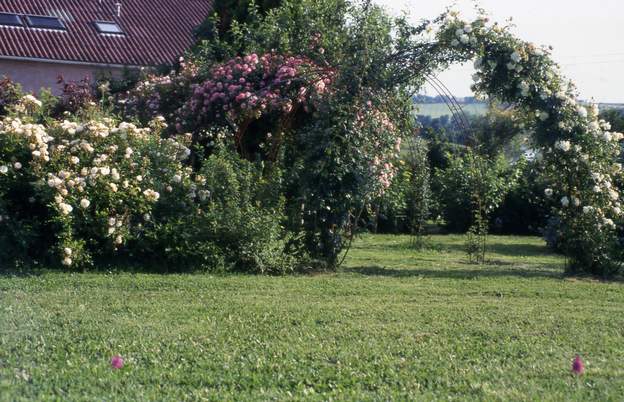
0 96 295 273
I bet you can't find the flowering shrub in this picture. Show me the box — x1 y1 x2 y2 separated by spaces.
3 0 621 276
0 99 187 267
179 52 334 156
284 93 410 265
0 96 293 272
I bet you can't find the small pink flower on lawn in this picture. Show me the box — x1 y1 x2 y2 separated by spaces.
111 355 124 369
572 355 584 375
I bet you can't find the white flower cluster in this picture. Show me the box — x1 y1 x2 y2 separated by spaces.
0 118 53 162
0 103 202 267
450 22 478 47
62 247 72 266
554 140 572 152
16 95 43 112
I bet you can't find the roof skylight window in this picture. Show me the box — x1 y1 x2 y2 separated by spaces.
25 15 65 30
0 13 23 27
94 21 123 34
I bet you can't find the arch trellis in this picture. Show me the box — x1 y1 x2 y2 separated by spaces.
405 74 474 241
423 75 473 137
341 11 622 275
401 14 624 274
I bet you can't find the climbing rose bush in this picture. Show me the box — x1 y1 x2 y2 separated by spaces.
435 13 624 275
179 52 334 137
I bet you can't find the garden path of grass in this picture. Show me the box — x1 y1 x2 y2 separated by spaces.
1 235 623 401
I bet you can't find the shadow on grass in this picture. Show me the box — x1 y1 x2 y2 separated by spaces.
0 267 43 278
441 242 555 258
342 264 564 280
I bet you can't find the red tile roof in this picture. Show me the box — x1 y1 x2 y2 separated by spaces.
0 0 213 67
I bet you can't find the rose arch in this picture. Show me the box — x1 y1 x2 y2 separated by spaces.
405 14 623 275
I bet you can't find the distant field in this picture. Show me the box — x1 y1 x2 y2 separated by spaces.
415 102 488 118
415 102 624 118
599 103 624 111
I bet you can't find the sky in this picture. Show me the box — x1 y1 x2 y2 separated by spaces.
374 0 624 103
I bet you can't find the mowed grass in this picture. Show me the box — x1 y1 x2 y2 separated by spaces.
1 235 624 401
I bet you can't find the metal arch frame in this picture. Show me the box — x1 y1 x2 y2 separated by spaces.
339 75 474 267
404 75 474 247
421 75 473 137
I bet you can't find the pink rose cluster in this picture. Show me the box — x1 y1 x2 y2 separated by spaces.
355 102 401 193
184 52 333 128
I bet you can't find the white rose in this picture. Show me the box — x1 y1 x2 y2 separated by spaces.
544 188 553 197
518 82 530 97
59 203 73 215
609 189 619 201
577 106 588 118
554 140 571 152
0 165 7 174
80 199 90 209
143 189 160 202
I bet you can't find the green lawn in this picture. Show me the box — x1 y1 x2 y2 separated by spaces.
1 235 624 401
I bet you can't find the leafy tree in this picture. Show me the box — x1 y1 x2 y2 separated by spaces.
193 0 283 59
